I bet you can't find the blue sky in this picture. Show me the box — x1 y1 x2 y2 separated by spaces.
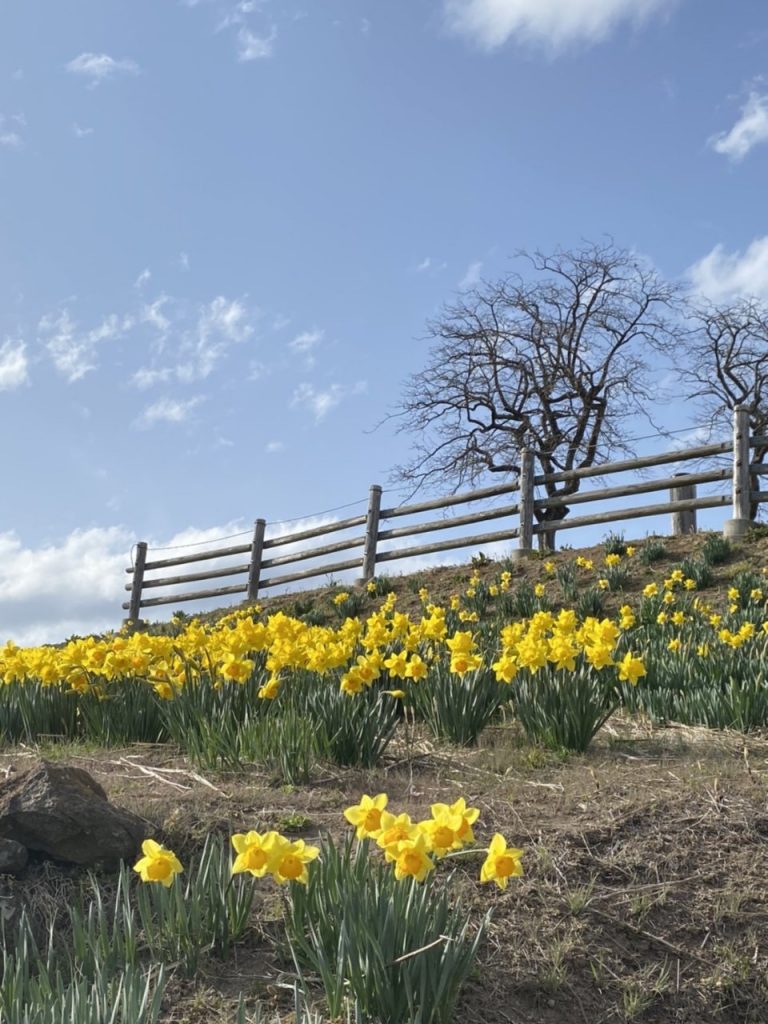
3 0 768 643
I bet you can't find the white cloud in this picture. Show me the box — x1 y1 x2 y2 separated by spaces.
443 0 674 51
137 396 203 428
291 382 343 422
177 296 255 381
238 26 276 60
459 260 483 288
416 257 433 272
288 329 324 353
0 113 24 147
689 237 768 301
710 91 768 162
179 251 190 271
39 311 134 382
0 339 29 390
0 526 131 645
217 1 258 30
73 122 94 138
265 439 284 453
134 268 151 289
142 296 172 336
131 367 174 390
66 53 140 83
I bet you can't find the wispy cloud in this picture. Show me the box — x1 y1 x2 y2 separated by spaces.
265 439 285 453
710 91 768 162
291 379 367 423
177 296 255 381
0 113 25 147
131 367 174 390
0 339 29 391
134 268 152 289
459 260 483 288
217 0 259 30
66 53 140 84
416 257 433 273
39 310 134 382
288 329 324 353
238 26 276 60
688 236 768 301
443 0 675 52
72 122 94 138
137 395 203 428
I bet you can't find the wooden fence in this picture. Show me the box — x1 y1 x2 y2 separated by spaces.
123 406 766 623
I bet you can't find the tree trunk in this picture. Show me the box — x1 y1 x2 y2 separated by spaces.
535 506 569 552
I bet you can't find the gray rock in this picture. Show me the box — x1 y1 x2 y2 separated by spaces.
0 761 145 868
0 837 27 876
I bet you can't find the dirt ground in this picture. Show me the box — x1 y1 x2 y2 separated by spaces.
4 715 768 1024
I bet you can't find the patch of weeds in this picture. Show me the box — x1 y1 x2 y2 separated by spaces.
620 963 671 1021
302 608 330 627
539 934 573 993
290 596 316 618
471 551 492 567
277 812 312 833
564 877 595 916
745 522 768 541
639 537 667 565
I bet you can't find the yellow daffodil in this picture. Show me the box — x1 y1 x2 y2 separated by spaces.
480 834 523 890
231 830 281 877
344 793 388 840
392 832 434 882
270 837 320 885
133 839 183 887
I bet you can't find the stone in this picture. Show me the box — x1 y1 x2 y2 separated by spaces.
0 837 27 876
0 761 145 868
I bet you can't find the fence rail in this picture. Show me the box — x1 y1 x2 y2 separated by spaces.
122 407 765 622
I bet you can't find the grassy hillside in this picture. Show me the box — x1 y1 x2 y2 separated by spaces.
2 528 768 1024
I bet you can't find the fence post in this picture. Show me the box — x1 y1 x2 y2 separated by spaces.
724 405 751 539
359 485 382 584
670 474 697 535
247 518 266 601
125 542 148 629
510 449 534 559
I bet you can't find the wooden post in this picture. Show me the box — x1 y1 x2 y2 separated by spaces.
247 518 266 601
359 485 382 584
670 474 697 535
724 405 751 539
125 542 148 628
511 450 534 559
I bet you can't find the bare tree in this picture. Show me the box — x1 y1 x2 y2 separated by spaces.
391 241 678 550
680 299 768 519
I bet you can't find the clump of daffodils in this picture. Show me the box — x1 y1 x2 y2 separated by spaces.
344 793 523 890
134 831 321 889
